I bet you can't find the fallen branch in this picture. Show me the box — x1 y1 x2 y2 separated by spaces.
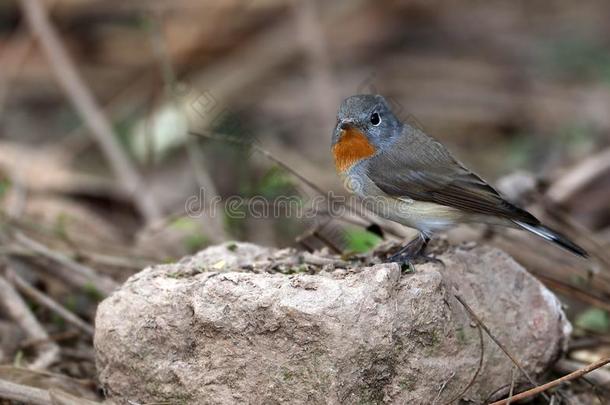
0 377 100 405
547 147 610 205
490 356 610 405
6 267 94 336
49 388 100 404
0 274 59 370
13 231 117 295
554 358 610 388
17 0 162 223
20 330 81 349
0 378 51 405
532 272 610 313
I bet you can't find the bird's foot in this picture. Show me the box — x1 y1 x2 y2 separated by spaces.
384 234 444 271
384 234 427 262
385 252 444 272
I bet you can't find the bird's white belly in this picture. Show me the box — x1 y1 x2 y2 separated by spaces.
368 196 464 236
344 166 465 235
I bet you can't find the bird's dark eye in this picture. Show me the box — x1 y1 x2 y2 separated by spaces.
370 112 381 126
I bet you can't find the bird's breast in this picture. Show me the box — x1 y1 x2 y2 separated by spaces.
332 128 376 173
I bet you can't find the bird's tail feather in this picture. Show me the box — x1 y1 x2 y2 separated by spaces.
513 220 588 258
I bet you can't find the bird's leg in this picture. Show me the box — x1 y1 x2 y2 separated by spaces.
386 233 429 262
385 233 442 269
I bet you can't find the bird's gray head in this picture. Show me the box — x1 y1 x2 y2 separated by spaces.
332 94 403 151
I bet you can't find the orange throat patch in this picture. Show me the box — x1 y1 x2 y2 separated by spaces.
332 128 376 173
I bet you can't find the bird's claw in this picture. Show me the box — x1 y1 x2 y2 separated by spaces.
385 252 444 272
382 233 445 271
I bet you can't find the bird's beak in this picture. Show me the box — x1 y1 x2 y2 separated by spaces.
337 119 355 132
332 119 355 145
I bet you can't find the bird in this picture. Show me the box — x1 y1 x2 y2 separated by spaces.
331 94 588 263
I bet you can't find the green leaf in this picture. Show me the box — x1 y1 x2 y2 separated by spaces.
345 229 382 253
256 166 296 198
0 179 11 200
170 217 199 232
184 233 208 253
575 307 610 333
83 283 104 302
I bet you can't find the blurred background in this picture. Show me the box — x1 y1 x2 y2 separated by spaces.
1 0 610 401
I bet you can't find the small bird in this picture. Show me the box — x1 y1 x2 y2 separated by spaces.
331 94 587 263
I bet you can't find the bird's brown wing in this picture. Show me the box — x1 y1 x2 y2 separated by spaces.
366 128 537 223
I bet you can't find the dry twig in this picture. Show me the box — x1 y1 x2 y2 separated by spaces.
6 267 94 336
0 274 59 370
20 330 81 349
0 377 99 405
0 378 52 405
13 231 117 296
532 272 610 313
547 147 610 205
17 0 162 223
490 356 610 405
554 358 610 388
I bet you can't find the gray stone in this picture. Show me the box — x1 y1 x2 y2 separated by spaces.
94 242 570 404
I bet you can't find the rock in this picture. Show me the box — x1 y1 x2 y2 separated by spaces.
94 242 570 404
